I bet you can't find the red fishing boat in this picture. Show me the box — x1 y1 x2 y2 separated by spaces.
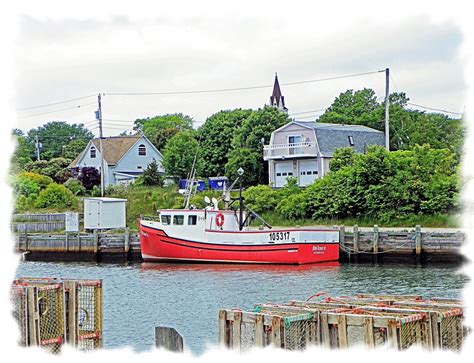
139 168 339 265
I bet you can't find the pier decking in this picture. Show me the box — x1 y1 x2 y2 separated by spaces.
13 225 465 264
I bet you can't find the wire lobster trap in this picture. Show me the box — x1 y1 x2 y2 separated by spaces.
11 277 103 352
63 279 103 350
321 307 432 350
10 286 28 346
218 308 317 351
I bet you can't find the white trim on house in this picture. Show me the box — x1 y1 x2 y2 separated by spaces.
113 134 163 166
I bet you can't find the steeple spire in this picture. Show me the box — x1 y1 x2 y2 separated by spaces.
269 73 288 112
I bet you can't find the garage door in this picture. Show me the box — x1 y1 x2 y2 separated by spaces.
298 160 319 186
275 162 294 187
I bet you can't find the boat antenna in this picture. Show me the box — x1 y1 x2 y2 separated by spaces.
184 131 203 209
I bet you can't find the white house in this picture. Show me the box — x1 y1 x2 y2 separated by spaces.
263 120 385 187
69 135 163 186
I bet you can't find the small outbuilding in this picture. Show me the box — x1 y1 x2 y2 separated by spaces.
83 197 127 230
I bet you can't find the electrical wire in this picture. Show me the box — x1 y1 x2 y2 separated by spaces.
104 70 384 96
17 101 97 119
406 102 463 116
16 94 97 111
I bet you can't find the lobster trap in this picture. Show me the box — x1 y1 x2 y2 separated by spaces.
219 293 466 352
218 309 317 351
10 277 103 352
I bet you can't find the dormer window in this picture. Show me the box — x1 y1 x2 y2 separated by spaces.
138 144 146 156
348 136 354 146
90 146 96 158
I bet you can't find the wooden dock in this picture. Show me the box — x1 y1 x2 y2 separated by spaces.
14 225 464 264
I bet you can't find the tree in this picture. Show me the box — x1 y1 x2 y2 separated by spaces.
226 106 290 185
225 148 261 187
197 109 252 177
134 113 194 151
142 159 163 186
27 121 94 160
318 88 381 129
35 183 77 209
78 166 101 190
162 131 200 178
62 138 88 159
10 132 34 170
24 157 72 183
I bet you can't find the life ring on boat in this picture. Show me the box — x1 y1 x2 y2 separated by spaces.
215 212 225 227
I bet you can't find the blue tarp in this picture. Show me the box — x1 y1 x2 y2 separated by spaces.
208 176 228 190
178 179 206 191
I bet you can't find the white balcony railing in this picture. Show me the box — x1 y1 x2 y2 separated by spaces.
263 142 318 160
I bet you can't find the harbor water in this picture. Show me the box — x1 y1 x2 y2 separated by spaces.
15 261 467 355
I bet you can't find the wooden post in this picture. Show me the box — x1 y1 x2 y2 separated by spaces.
339 225 348 259
387 320 399 350
320 313 331 348
65 232 69 252
363 317 375 348
415 225 422 262
255 313 264 347
93 229 99 254
373 225 379 254
124 227 130 253
271 316 282 348
429 312 440 350
353 225 359 253
218 310 228 347
155 326 183 352
26 286 39 346
232 311 242 350
337 315 348 348
24 229 29 251
64 281 78 346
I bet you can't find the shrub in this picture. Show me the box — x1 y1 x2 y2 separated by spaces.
17 172 53 189
35 183 76 209
78 167 101 190
243 185 278 214
142 159 163 186
276 193 308 220
91 185 101 197
11 177 40 197
64 178 86 196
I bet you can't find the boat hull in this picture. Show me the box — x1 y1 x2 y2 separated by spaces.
139 223 339 265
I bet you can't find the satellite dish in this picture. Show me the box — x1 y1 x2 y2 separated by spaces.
204 196 211 204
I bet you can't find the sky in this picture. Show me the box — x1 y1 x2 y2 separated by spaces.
12 6 466 136
1 1 474 363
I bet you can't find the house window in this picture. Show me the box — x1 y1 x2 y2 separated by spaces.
90 146 96 158
348 136 354 146
138 144 146 156
137 166 143 169
188 215 197 225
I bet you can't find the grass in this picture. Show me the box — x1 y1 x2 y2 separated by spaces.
13 185 461 230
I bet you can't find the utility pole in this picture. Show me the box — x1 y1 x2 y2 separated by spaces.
35 136 41 161
97 93 105 197
384 67 390 151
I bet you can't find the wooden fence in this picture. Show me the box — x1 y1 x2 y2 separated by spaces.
11 213 66 233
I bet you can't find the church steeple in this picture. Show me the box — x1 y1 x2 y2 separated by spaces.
269 73 288 112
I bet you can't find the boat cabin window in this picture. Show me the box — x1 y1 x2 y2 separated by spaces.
161 215 172 225
173 215 184 225
188 215 197 225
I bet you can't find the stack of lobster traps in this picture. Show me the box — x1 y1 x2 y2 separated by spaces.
10 277 103 353
218 293 465 352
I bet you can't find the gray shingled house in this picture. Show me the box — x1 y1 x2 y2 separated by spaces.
263 120 385 187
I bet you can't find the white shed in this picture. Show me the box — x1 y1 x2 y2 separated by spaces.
83 197 127 229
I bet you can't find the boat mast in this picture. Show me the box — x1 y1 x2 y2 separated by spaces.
184 132 203 209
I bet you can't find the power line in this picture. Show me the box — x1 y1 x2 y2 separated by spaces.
406 102 463 116
104 70 384 96
16 94 97 111
17 101 97 119
289 109 326 116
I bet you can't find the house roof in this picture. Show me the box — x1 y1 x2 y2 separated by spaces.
69 135 142 167
293 121 385 156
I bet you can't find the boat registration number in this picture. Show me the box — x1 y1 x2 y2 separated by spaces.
269 231 290 241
